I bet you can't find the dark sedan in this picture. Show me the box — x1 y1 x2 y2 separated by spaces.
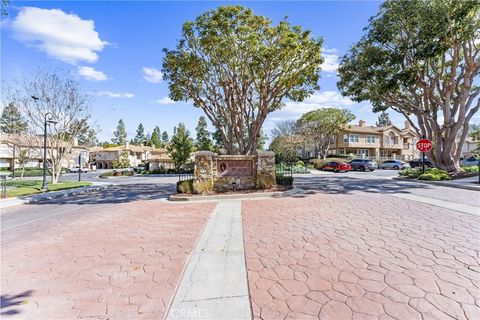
409 158 434 168
321 161 352 173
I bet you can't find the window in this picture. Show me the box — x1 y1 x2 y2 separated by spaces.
343 134 348 143
349 134 359 143
366 135 376 144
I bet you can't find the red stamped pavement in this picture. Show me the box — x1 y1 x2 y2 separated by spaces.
1 201 215 319
243 192 480 320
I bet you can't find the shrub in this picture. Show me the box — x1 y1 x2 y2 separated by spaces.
177 179 194 193
417 168 451 181
257 174 275 190
310 158 348 170
296 160 305 167
462 166 479 173
398 168 423 178
193 179 213 194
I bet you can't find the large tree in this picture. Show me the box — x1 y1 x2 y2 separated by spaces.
166 123 194 171
150 126 162 148
162 5 324 155
269 120 304 163
296 108 355 159
0 102 27 134
195 116 212 151
133 123 146 145
337 0 480 172
112 119 127 145
376 111 392 127
8 70 92 183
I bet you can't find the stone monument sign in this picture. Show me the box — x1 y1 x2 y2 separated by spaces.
193 151 276 194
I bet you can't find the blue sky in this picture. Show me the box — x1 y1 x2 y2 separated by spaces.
1 0 412 143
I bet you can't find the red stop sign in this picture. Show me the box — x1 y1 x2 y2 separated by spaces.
416 139 432 152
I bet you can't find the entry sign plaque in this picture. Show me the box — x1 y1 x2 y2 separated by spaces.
217 160 253 177
416 139 432 152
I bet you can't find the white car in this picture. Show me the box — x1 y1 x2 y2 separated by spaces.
67 167 90 173
380 160 410 170
461 156 479 167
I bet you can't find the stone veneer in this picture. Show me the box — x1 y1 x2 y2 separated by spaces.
193 151 276 194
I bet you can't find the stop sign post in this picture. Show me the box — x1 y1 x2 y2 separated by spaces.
416 138 432 174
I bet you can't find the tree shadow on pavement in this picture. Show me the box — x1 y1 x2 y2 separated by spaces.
292 176 430 196
0 290 33 316
28 184 176 205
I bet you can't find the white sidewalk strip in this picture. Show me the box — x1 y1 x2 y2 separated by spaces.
391 193 479 216
166 200 251 320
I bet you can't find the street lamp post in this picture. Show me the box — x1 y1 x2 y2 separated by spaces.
32 96 57 191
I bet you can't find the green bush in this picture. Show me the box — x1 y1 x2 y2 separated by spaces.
310 158 348 170
417 168 451 181
177 179 194 193
461 166 479 173
398 168 423 178
296 160 305 167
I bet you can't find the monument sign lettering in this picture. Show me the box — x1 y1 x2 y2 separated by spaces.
217 160 253 177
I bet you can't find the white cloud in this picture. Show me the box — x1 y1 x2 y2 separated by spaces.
93 91 134 98
142 67 163 83
281 91 355 115
154 97 177 105
77 66 107 81
321 48 340 73
11 7 107 64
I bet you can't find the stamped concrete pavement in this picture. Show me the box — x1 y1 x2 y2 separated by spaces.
243 191 480 320
1 200 215 319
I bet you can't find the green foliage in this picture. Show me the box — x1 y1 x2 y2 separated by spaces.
399 168 451 181
257 174 275 190
112 150 130 169
161 131 169 144
150 126 162 148
296 108 355 159
0 102 27 134
167 123 194 171
177 179 194 193
275 175 293 187
418 169 451 181
310 158 348 170
461 166 479 173
112 119 127 145
133 123 146 145
162 5 324 154
195 116 212 151
376 111 392 127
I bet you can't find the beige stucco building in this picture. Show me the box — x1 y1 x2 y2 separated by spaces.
328 120 420 160
0 134 88 170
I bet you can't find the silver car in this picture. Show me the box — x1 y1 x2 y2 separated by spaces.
380 160 410 170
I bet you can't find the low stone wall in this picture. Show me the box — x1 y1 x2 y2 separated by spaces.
193 151 276 194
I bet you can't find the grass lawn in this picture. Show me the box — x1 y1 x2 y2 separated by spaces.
5 180 92 198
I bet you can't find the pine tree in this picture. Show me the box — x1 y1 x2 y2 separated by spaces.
150 126 162 148
112 119 127 145
161 131 169 144
166 123 193 171
133 123 146 145
195 116 212 151
0 102 27 134
376 111 392 127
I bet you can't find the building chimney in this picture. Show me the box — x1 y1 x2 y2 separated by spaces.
125 141 129 149
404 120 411 130
359 120 366 127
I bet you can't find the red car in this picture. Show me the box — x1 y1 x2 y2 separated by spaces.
321 161 352 172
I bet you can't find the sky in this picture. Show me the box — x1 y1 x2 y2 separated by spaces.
1 0 414 143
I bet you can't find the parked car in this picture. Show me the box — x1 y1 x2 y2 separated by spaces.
67 166 90 173
321 161 352 172
409 158 434 168
461 155 479 167
349 159 377 171
380 160 410 170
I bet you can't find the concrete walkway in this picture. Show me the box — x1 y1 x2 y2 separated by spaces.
391 193 480 216
167 200 251 320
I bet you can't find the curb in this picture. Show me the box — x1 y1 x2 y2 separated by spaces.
0 184 112 209
393 177 480 191
168 186 303 202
